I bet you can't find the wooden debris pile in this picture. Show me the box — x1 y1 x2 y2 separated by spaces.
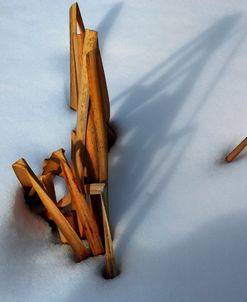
12 2 117 279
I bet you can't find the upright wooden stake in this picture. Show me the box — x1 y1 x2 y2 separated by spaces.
97 46 110 122
70 3 85 110
87 48 108 183
73 30 98 189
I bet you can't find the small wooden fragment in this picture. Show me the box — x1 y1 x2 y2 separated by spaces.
225 137 247 162
12 159 89 261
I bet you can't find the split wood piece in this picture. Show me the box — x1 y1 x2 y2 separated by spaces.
73 30 98 190
87 48 108 183
58 211 79 244
225 137 247 162
57 152 104 256
12 159 89 261
70 2 85 110
101 195 117 279
97 46 110 122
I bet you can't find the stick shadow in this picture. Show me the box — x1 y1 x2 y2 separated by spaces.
108 14 246 263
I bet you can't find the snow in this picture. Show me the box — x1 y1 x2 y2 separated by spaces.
1 0 247 301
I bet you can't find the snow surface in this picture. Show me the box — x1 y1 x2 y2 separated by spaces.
1 0 247 301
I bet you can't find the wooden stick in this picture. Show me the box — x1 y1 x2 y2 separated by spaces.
101 195 117 279
87 48 108 183
58 154 104 256
70 2 85 110
225 137 247 162
73 34 84 97
74 30 98 189
97 46 110 122
13 159 89 261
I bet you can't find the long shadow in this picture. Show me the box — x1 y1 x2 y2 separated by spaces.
108 14 246 263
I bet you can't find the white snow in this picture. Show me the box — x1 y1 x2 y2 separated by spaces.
1 0 247 301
